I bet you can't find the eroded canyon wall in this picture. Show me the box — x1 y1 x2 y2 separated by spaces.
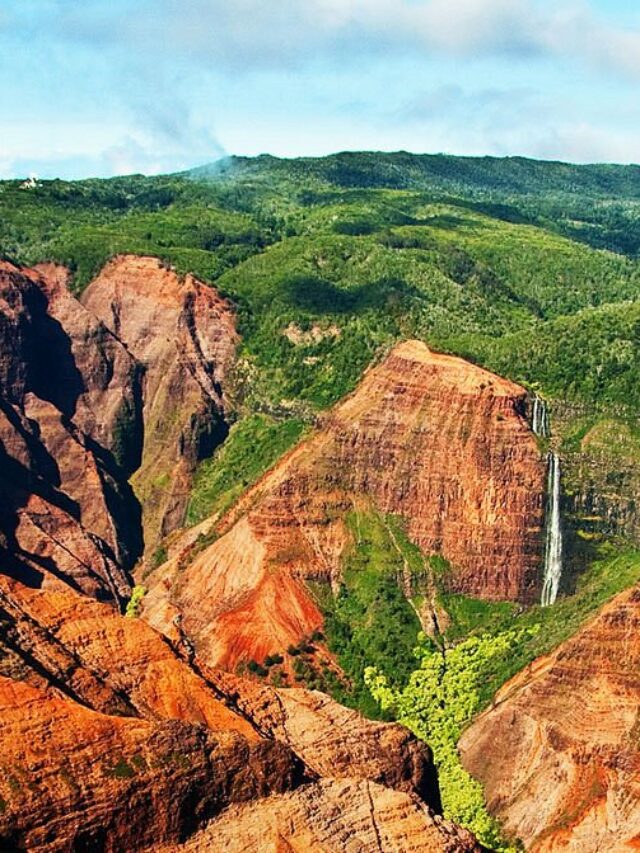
144 340 546 669
459 583 640 852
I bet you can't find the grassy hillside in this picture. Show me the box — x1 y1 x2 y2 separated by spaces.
3 156 640 415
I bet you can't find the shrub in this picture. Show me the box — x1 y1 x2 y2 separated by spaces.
365 627 537 851
125 586 146 618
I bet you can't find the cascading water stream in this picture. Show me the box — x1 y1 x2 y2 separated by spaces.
531 395 563 606
532 395 549 438
541 452 563 606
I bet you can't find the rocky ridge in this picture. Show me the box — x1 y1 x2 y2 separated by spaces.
144 339 546 669
0 260 137 604
0 256 239 607
459 582 640 851
0 576 477 852
81 255 238 552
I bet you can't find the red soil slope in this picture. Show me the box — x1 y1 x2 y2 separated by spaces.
459 584 640 852
144 340 545 669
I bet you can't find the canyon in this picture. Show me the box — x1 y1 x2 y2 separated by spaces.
1 251 638 851
0 257 487 851
143 338 547 669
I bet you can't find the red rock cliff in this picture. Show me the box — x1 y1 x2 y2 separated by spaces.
81 255 239 552
1 256 239 599
459 584 640 852
0 261 139 602
144 340 545 669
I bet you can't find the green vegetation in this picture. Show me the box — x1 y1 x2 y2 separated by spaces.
318 510 424 718
125 585 146 618
151 545 168 569
186 415 307 524
440 544 640 707
4 153 640 422
366 628 531 851
131 754 148 772
105 757 136 779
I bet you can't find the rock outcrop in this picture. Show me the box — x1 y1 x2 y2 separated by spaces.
162 779 485 853
459 583 640 851
201 669 440 805
144 340 545 668
81 255 238 552
0 675 301 853
0 261 138 603
0 576 465 851
0 256 239 601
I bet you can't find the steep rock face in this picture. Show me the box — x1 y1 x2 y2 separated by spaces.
459 584 640 852
0 577 460 851
0 489 129 603
29 263 144 473
203 669 440 805
554 401 640 546
0 676 301 853
1 255 239 590
0 261 138 601
145 340 545 668
81 255 238 552
163 779 485 853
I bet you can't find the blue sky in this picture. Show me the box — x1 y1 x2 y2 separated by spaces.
2 0 640 178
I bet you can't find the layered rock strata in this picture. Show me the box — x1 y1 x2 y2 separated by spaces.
145 340 546 668
81 255 238 551
0 261 138 603
459 583 640 851
0 577 466 851
0 256 238 602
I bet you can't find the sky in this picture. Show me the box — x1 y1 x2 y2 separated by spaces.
2 0 640 178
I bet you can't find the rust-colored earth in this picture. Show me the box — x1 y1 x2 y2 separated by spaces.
144 338 546 669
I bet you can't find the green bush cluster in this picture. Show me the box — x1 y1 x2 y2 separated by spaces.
125 585 146 618
365 627 535 851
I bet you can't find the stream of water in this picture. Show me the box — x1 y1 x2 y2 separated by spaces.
532 397 563 606
541 451 563 607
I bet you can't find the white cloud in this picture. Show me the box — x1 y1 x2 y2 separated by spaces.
50 0 640 78
5 0 640 173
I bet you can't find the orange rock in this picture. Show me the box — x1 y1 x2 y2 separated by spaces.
0 675 302 853
459 584 640 851
145 340 545 668
0 577 464 850
162 779 485 853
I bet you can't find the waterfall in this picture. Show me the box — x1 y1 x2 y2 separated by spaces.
541 452 563 607
532 395 549 438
